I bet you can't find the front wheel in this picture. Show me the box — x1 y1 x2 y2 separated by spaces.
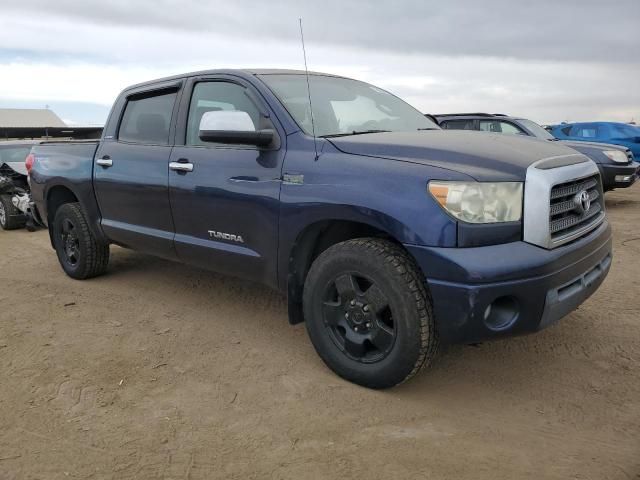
303 238 438 389
52 203 110 279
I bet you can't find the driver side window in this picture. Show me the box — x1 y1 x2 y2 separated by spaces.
186 82 260 146
499 122 525 135
479 120 524 135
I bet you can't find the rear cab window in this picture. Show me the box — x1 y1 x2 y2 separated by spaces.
118 91 178 145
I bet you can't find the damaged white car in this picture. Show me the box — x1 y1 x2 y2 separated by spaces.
0 141 43 231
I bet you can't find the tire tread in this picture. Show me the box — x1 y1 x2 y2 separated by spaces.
304 237 438 388
341 238 438 385
54 203 109 279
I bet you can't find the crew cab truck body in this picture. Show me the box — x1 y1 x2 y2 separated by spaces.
30 70 612 388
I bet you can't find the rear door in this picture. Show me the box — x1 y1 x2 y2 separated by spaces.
168 75 284 287
94 83 181 259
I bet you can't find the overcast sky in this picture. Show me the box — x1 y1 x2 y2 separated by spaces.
0 0 638 126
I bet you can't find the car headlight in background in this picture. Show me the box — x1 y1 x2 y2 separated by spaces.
428 181 523 223
602 150 628 164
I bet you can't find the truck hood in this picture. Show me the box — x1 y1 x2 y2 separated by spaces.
327 130 583 182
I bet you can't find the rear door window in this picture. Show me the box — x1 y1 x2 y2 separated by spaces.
579 128 596 138
571 124 603 139
118 91 178 145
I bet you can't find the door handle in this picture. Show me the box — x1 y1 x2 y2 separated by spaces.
169 161 194 173
96 156 112 168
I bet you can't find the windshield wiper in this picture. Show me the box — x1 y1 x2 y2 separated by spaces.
320 129 391 138
417 128 439 131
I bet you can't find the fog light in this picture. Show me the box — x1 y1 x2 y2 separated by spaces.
483 296 519 331
615 175 633 182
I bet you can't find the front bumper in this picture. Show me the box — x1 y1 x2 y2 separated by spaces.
405 221 612 344
598 162 638 191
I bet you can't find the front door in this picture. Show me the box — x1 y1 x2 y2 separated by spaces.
94 87 179 259
168 78 284 287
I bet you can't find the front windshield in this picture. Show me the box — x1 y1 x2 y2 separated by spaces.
612 123 640 138
517 119 555 140
259 74 439 137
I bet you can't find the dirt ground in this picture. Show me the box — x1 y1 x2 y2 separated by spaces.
0 188 638 480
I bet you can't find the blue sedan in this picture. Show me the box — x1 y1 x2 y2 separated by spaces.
550 122 640 158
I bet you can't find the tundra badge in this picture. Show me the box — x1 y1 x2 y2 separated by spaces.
208 230 244 243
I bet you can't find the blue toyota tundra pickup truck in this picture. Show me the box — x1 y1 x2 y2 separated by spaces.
29 69 612 388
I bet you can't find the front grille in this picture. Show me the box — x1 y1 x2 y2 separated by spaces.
549 174 603 244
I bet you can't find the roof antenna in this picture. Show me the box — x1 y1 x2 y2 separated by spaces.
299 18 319 160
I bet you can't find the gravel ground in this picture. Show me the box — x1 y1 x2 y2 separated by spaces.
0 187 638 479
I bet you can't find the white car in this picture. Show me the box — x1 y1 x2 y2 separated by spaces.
0 140 41 230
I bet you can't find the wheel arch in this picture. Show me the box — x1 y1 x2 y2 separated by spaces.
284 218 414 325
46 185 80 247
45 183 107 248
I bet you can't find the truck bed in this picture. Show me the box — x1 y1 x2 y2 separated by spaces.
29 140 102 234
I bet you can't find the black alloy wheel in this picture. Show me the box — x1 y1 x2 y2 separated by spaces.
59 217 81 267
52 203 109 280
303 238 438 389
321 272 397 364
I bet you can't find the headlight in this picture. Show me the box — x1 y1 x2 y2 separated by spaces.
428 181 523 223
602 150 628 164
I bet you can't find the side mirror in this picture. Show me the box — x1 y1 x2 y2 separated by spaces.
198 111 273 147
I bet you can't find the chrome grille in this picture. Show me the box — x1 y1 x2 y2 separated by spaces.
549 174 603 244
524 154 604 249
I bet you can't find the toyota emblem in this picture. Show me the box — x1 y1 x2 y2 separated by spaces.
574 190 591 215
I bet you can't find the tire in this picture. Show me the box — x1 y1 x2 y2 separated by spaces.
52 203 109 279
303 238 438 389
0 194 26 230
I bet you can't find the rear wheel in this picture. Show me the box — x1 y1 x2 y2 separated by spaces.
0 194 25 230
303 238 438 389
52 203 109 279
